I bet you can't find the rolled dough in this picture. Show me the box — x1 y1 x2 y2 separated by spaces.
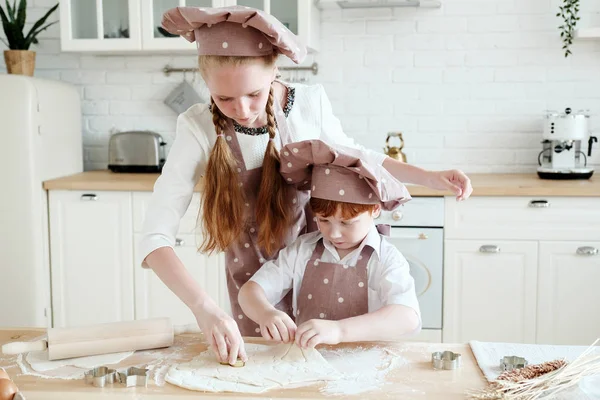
166 343 342 393
26 350 134 372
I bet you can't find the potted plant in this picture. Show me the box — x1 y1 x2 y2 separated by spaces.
557 0 580 57
0 0 59 76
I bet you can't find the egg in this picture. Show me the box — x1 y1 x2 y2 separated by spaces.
0 370 8 381
0 378 17 400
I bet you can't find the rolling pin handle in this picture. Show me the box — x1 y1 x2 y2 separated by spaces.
1 339 48 355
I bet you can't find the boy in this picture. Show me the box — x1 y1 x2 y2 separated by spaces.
239 140 421 348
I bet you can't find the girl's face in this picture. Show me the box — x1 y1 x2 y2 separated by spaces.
203 61 276 128
316 205 381 253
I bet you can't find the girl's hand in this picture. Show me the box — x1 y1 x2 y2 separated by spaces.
427 169 473 201
295 319 342 348
257 309 297 343
195 302 247 365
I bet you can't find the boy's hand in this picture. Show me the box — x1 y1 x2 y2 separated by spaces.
257 309 297 343
295 319 342 348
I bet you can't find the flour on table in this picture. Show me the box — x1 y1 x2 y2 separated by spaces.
166 343 342 393
319 346 407 396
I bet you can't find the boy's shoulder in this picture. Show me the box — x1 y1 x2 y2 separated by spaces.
378 235 409 265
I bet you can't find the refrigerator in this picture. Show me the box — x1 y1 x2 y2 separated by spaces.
0 75 83 328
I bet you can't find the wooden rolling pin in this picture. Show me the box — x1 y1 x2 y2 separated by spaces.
1 317 200 361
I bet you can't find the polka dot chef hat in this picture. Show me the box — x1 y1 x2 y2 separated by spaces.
280 140 412 211
161 5 307 63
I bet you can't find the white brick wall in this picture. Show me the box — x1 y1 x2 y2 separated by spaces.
1 1 599 172
317 0 600 172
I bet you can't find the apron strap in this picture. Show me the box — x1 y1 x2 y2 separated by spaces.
355 245 375 270
307 238 327 266
375 223 391 237
272 83 294 146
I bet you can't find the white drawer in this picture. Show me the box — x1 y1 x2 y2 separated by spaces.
133 192 201 234
376 197 444 227
445 197 600 241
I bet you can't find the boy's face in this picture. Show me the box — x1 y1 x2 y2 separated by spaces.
316 205 381 252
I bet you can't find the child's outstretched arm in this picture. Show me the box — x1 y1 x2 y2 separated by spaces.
383 158 473 201
295 305 419 348
239 281 297 343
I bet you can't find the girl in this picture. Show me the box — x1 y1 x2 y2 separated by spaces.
239 140 421 348
140 5 472 366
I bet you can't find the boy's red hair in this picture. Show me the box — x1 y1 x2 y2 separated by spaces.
309 198 379 219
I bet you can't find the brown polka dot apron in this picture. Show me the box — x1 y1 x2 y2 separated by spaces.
222 88 317 336
295 224 390 324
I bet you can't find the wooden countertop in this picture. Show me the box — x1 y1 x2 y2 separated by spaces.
0 328 486 399
43 170 600 196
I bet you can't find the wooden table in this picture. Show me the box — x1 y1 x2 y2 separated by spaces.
0 329 487 399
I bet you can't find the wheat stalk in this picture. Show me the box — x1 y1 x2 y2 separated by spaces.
468 339 600 400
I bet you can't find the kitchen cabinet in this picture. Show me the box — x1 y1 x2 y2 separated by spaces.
60 0 319 53
443 240 538 344
48 190 229 329
445 197 600 242
444 197 600 345
133 234 230 326
59 0 142 52
132 193 230 325
48 191 134 328
537 241 600 346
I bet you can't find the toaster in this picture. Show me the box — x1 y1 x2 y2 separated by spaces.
108 131 166 173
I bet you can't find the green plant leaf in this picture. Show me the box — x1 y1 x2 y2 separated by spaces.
24 2 57 44
0 4 18 48
5 0 15 22
16 0 25 31
23 20 57 48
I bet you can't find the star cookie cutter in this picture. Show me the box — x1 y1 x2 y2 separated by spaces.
500 356 528 371
84 366 117 388
117 366 149 387
432 351 462 370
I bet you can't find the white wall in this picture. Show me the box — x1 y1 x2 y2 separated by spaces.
1 0 600 172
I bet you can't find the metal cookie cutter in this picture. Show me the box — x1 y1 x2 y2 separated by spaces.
84 366 117 388
500 356 528 371
432 351 462 370
220 358 245 368
117 367 149 388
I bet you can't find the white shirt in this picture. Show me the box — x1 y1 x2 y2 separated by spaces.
139 83 387 265
250 225 422 321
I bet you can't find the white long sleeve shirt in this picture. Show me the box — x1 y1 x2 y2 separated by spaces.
250 225 422 321
139 83 387 265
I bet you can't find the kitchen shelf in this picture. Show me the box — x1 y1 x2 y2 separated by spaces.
317 0 441 9
575 27 600 39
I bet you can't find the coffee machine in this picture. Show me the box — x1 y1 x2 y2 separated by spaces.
538 108 598 180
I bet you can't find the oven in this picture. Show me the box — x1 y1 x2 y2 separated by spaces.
376 197 444 342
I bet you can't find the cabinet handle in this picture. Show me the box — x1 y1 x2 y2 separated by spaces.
528 200 549 208
577 246 598 256
175 238 185 247
479 245 501 253
80 194 97 201
390 233 429 240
